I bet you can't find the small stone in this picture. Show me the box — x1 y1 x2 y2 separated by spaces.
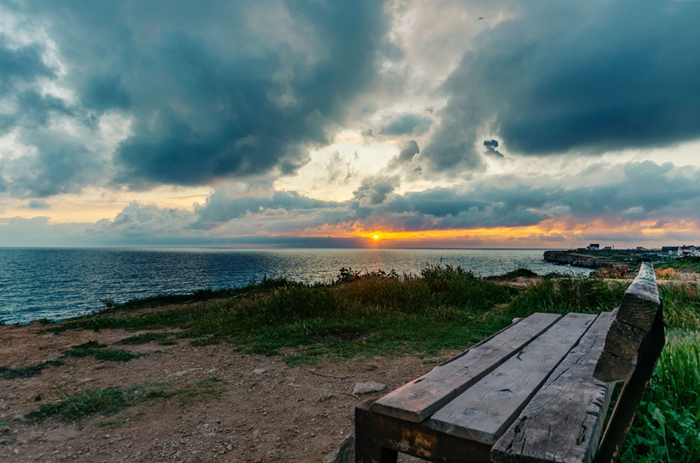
352 382 385 394
253 368 266 375
226 444 233 451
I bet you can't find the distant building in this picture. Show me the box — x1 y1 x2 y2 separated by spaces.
636 246 648 251
662 246 679 255
587 243 600 251
678 245 700 257
603 246 613 251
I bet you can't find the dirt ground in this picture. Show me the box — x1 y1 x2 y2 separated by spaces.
0 322 452 463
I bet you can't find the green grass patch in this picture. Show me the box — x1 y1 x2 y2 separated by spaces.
26 383 174 421
660 285 700 330
1 360 65 380
116 332 169 345
26 379 223 421
62 341 140 362
42 266 635 365
621 329 700 463
189 336 221 346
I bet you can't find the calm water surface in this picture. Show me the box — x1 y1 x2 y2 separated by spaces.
0 248 589 324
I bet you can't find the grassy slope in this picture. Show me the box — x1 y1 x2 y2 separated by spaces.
35 265 700 461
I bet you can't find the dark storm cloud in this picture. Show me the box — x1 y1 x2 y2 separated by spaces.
0 35 72 135
423 0 700 172
7 134 102 198
81 75 132 111
378 113 433 136
14 0 389 188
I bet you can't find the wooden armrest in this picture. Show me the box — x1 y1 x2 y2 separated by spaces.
594 262 661 383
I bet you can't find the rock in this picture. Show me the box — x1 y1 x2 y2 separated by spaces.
353 382 385 394
253 368 266 375
323 433 355 463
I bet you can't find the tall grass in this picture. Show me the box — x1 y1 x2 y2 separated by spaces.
660 284 700 330
621 330 700 463
508 275 626 316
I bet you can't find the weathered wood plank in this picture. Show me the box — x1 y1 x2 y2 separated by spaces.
426 313 597 445
371 313 562 422
594 262 660 383
491 311 615 463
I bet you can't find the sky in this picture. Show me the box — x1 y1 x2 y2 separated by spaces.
1 0 700 248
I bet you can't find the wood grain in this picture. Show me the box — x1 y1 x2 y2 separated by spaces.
594 262 660 383
371 313 562 422
491 311 615 463
426 313 597 445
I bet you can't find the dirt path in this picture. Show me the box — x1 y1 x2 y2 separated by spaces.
0 323 451 462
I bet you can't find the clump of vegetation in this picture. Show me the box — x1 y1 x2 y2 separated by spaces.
1 360 65 380
660 284 700 330
621 330 700 462
26 383 174 421
26 378 224 421
62 340 140 362
116 332 169 345
486 268 539 281
508 276 626 317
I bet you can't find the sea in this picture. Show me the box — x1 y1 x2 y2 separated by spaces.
0 248 590 325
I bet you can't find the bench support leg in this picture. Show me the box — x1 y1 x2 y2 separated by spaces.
594 305 665 463
356 439 398 463
355 399 491 463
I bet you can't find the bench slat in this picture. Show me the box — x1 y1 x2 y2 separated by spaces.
491 311 615 463
426 313 597 445
594 262 661 383
371 313 562 422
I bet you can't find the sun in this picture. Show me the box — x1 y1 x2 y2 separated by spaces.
373 234 380 240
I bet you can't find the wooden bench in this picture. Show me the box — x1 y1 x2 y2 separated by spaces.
355 263 665 463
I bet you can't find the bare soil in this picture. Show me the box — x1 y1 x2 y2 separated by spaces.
0 322 454 463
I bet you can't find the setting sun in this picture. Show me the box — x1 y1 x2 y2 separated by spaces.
373 235 380 240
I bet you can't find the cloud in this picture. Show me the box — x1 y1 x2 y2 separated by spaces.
353 176 400 206
421 0 700 172
8 0 390 189
194 189 342 227
483 140 504 158
0 1 392 196
387 140 420 170
26 199 50 209
378 113 433 136
5 132 104 198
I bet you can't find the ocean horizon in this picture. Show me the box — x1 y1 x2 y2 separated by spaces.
0 247 590 325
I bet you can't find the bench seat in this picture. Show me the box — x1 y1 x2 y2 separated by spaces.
356 263 664 463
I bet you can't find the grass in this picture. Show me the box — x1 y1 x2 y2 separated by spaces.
62 340 140 362
621 329 700 463
44 266 628 365
26 378 224 421
26 383 174 421
116 332 169 345
1 360 65 380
